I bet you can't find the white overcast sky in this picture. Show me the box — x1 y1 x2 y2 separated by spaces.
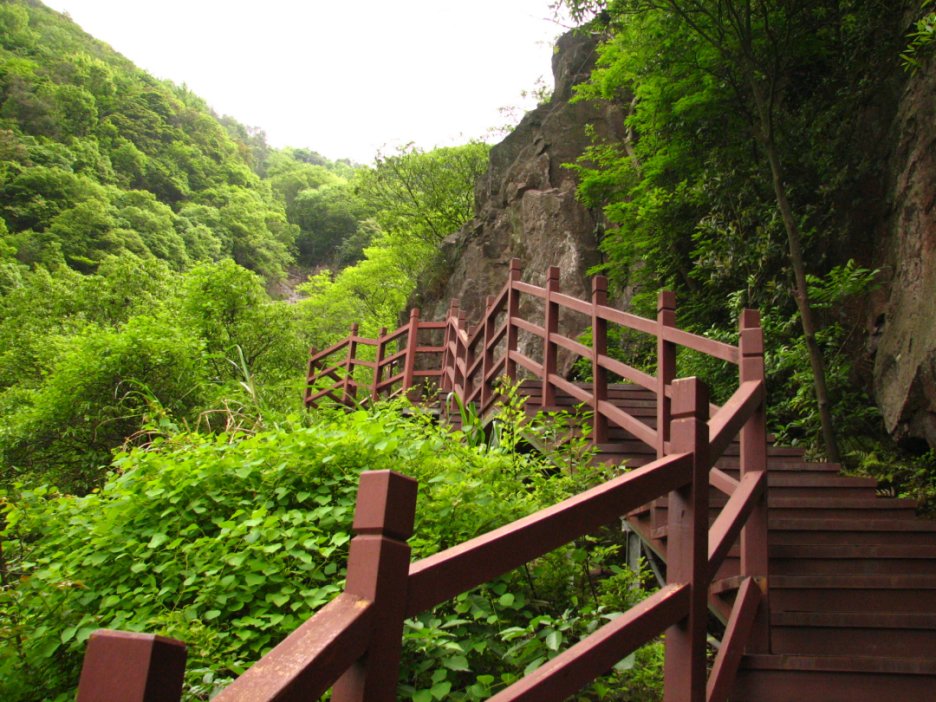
43 0 570 164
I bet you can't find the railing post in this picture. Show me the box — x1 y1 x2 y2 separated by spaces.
440 300 459 393
505 258 521 381
542 266 560 408
481 295 496 410
343 323 359 406
459 308 474 401
656 291 677 458
304 347 318 407
739 308 769 652
77 630 186 702
402 309 420 401
663 376 709 702
332 470 418 702
371 327 388 402
591 275 609 444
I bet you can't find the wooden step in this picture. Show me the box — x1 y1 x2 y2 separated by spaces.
715 460 843 473
733 655 936 701
770 611 936 658
769 575 936 612
767 542 936 576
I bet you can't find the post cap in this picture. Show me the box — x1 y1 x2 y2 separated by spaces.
352 470 419 541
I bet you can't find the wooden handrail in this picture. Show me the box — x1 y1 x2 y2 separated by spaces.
708 380 765 459
489 583 691 702
405 452 693 615
706 577 763 702
707 471 768 581
211 593 375 702
91 260 768 701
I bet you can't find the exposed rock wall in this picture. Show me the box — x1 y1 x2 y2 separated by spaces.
414 31 626 370
872 56 936 449
415 24 936 451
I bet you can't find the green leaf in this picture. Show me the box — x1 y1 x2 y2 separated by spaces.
147 533 169 549
430 681 452 700
443 655 469 672
269 593 290 607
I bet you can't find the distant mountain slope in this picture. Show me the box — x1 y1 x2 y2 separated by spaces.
0 0 295 279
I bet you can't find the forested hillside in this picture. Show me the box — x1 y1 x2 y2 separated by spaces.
0 0 490 492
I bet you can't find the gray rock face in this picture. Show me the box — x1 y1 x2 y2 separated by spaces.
873 60 936 449
415 30 626 371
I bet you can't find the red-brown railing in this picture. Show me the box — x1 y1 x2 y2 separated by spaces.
304 309 448 407
79 260 769 702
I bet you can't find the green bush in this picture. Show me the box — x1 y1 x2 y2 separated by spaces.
1 402 662 701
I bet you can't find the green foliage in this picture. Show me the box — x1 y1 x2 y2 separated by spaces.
0 257 308 493
562 0 910 458
0 0 305 281
355 142 490 246
0 403 661 701
0 315 207 492
901 1 936 71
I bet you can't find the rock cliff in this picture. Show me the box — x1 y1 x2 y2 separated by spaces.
416 24 936 451
872 56 936 449
415 30 626 368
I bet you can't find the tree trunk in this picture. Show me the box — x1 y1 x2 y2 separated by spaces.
752 86 841 462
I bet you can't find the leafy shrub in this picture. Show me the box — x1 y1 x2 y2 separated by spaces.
1 401 661 701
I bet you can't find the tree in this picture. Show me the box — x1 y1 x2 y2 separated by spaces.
563 0 906 460
290 182 366 266
354 142 490 246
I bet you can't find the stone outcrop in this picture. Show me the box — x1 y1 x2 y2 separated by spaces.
872 56 936 449
414 30 626 370
414 23 936 451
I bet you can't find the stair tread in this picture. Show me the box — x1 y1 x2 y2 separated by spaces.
769 544 936 559
767 497 918 509
771 574 936 589
769 517 936 531
772 611 936 628
742 654 936 675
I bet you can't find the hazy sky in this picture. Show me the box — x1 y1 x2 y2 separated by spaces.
43 0 570 164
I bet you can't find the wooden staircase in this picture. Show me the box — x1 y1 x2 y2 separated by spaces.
575 383 936 700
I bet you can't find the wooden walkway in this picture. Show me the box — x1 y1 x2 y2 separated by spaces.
77 260 936 701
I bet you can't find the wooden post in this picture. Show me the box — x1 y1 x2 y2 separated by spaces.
77 630 186 702
402 309 420 401
343 323 359 406
663 377 709 702
304 348 317 408
458 308 471 401
371 327 388 402
739 308 769 652
481 295 496 410
656 291 677 458
505 258 521 381
591 275 609 444
542 266 560 408
332 470 418 702
440 300 459 393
